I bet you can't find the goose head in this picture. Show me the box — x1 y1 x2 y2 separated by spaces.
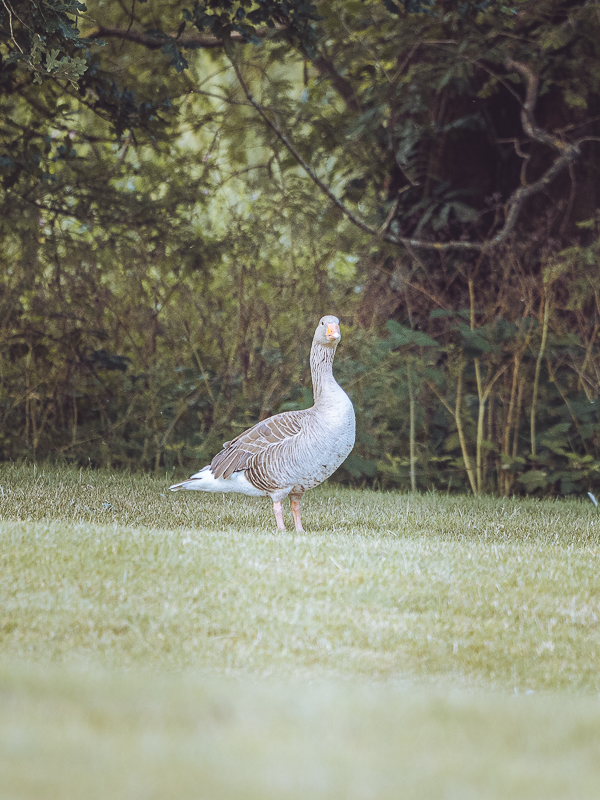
313 315 341 348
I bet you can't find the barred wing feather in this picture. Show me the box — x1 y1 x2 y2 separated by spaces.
210 410 306 480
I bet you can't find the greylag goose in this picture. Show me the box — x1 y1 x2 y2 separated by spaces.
170 315 355 531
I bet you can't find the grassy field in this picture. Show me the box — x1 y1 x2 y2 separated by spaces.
1 463 600 798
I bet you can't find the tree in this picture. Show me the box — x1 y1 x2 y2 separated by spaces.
65 1 600 254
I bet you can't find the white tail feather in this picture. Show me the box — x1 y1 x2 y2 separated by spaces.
169 465 266 496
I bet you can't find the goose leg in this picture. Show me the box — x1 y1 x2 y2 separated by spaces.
273 501 286 531
290 498 304 533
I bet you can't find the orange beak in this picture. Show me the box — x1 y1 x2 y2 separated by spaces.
326 322 340 340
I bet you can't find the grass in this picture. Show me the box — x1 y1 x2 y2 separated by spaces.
1 463 600 798
2 665 600 800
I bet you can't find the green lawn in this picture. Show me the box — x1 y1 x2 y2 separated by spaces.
1 464 600 798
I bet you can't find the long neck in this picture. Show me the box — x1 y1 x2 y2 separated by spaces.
310 341 339 405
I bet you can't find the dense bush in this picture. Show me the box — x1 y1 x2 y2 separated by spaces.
3 213 600 497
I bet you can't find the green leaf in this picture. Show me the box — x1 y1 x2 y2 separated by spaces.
161 42 189 72
501 454 526 472
517 471 549 493
343 455 378 478
457 323 497 354
386 320 438 348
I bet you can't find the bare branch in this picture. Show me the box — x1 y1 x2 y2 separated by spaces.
492 145 580 245
504 59 567 150
493 59 581 245
227 54 378 233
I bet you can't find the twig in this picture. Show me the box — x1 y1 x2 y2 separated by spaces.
530 291 551 460
329 555 344 571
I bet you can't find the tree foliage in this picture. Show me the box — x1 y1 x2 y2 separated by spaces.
0 0 91 84
2 0 600 496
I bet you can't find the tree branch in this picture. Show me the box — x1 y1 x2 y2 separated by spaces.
493 59 581 245
89 32 583 253
228 53 584 253
227 52 484 252
82 24 274 49
504 59 567 151
492 146 579 245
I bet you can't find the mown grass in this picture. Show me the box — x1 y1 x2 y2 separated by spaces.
2 464 600 688
1 464 600 798
2 664 600 800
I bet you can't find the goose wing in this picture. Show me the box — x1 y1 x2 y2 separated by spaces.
210 410 307 480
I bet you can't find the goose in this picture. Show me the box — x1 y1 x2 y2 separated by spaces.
170 315 355 531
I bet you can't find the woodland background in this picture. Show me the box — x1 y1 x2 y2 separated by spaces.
2 0 600 496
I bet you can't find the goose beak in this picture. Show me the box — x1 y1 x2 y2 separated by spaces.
326 322 341 341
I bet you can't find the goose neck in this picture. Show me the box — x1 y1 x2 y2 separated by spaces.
310 342 338 403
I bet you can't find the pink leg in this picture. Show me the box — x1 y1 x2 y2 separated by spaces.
273 501 286 531
290 498 304 533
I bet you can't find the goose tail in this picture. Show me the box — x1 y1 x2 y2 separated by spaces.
169 466 215 492
169 465 266 497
